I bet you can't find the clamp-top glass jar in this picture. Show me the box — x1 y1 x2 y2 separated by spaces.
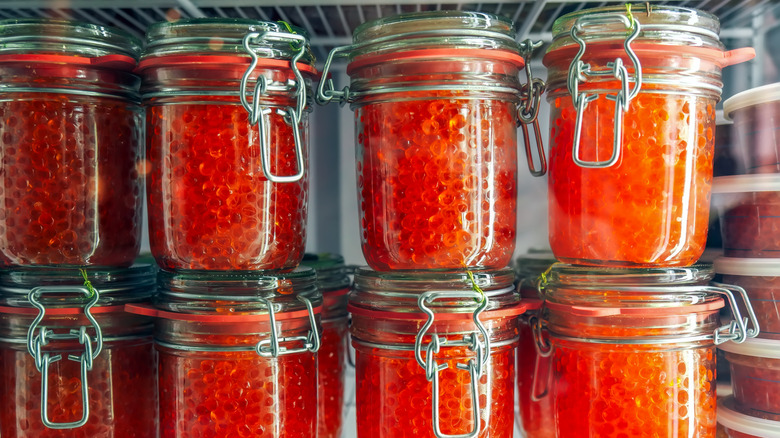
301 253 351 438
0 265 157 437
349 268 525 437
535 264 759 438
318 11 546 270
130 268 322 438
140 19 316 271
0 19 144 267
544 5 755 267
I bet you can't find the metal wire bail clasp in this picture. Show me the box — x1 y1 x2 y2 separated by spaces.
26 285 103 430
256 295 321 358
518 39 547 177
528 314 553 402
707 283 761 344
241 31 307 183
567 12 642 168
315 44 354 106
414 291 490 438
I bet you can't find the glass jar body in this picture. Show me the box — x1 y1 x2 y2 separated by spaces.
0 64 143 267
516 313 554 438
0 311 156 437
318 316 348 438
144 64 310 271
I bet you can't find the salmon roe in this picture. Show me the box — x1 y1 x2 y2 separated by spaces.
516 316 554 438
553 338 717 437
0 339 157 437
158 344 316 438
548 90 715 266
355 345 515 437
356 97 517 270
147 100 307 271
318 318 348 438
726 353 780 416
0 96 143 266
721 192 780 257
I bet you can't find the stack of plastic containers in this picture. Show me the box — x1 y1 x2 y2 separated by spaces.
135 19 326 437
317 10 544 437
0 19 159 436
714 83 780 437
516 5 760 438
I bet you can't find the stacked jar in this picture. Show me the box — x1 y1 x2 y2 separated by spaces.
0 18 159 437
137 19 325 438
713 83 780 437
317 10 545 437
528 4 760 438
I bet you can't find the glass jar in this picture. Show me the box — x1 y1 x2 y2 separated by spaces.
134 268 322 438
349 268 524 437
318 11 547 271
713 174 780 258
544 5 754 267
0 19 144 267
0 265 157 437
140 19 316 271
512 252 556 438
723 82 780 174
536 264 759 438
301 253 351 438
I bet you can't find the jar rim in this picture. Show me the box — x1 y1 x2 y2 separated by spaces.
352 10 515 43
545 263 713 287
723 82 780 118
714 257 780 276
712 173 780 194
0 18 142 60
718 337 780 359
301 252 351 292
718 397 780 434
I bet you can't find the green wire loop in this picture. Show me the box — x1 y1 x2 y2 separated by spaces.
79 268 96 299
625 3 636 32
466 270 486 304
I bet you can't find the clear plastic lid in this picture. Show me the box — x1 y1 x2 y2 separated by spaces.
718 337 780 359
712 174 780 193
723 82 780 119
718 396 780 437
714 257 780 277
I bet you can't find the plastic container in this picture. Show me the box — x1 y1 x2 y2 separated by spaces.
0 19 144 267
300 253 351 438
719 338 780 417
317 11 547 270
723 83 780 174
713 175 780 258
537 264 758 438
0 265 156 437
715 257 780 339
719 397 780 438
349 268 525 437
140 19 316 271
130 268 322 438
543 5 754 267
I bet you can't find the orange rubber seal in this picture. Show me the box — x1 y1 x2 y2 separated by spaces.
347 48 525 75
543 43 755 68
347 302 527 321
0 304 127 316
137 55 318 76
0 53 137 70
125 303 322 323
544 298 724 317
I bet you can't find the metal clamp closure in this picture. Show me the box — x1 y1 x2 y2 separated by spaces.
517 39 547 177
241 31 307 183
528 314 553 402
255 295 320 358
567 13 642 168
26 286 103 430
708 283 760 344
315 44 353 106
414 291 490 438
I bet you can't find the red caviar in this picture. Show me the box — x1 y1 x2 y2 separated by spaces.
147 100 307 271
0 338 156 437
553 337 717 437
356 97 517 270
355 345 515 437
0 96 142 266
720 192 780 257
548 90 716 266
516 317 554 438
318 318 348 438
724 350 780 416
158 343 316 438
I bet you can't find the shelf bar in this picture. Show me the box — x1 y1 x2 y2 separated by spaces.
315 5 335 37
176 0 205 18
517 0 547 40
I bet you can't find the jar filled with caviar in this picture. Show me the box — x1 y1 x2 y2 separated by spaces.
0 265 157 437
140 19 316 271
0 19 144 267
317 11 546 271
301 253 351 438
543 5 755 267
535 264 759 438
349 268 525 437
128 268 322 437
